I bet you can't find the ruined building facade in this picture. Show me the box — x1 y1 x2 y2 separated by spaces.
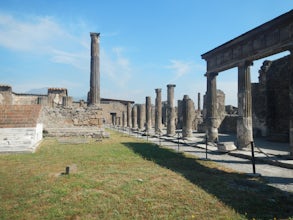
252 55 291 142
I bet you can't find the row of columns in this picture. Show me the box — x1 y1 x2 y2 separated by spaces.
117 84 196 139
205 61 254 149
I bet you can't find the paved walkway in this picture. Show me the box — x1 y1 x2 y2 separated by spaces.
109 126 293 193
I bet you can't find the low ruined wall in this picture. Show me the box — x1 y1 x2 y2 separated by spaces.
40 106 104 129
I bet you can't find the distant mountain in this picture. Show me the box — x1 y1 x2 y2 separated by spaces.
25 88 48 95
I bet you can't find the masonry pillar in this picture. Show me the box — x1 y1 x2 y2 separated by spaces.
205 72 218 142
88 32 100 105
145 96 152 132
155 88 162 133
289 50 293 156
122 111 126 127
62 96 72 107
237 61 253 149
138 104 146 130
182 95 193 138
198 92 201 111
167 84 176 136
127 102 132 127
132 105 138 129
111 113 116 126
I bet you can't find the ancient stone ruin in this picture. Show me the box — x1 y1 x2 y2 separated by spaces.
1 11 293 157
201 10 293 155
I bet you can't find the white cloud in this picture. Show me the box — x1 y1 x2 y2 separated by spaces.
165 59 205 83
0 12 89 71
101 47 133 88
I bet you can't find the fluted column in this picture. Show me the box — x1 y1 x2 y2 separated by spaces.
138 104 146 130
182 95 193 138
289 50 293 156
167 84 176 136
155 88 162 133
237 61 253 149
88 32 100 105
132 105 138 129
205 72 218 142
127 102 132 127
198 92 201 111
145 96 152 132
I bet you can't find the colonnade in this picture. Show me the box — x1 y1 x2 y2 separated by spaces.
114 84 197 140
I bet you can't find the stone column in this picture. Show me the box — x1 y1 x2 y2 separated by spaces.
145 96 152 132
182 95 193 138
127 102 132 127
198 92 201 111
88 32 100 105
167 84 176 136
111 113 116 126
237 61 253 149
122 111 126 127
205 72 218 142
132 105 138 129
155 88 162 133
289 50 293 156
138 104 146 130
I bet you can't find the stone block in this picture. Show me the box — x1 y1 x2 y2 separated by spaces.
217 142 237 152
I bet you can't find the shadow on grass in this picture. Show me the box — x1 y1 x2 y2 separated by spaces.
123 141 293 219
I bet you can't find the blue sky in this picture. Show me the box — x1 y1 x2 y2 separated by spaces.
0 0 292 106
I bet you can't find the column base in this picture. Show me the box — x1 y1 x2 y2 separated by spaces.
207 127 218 142
237 116 253 149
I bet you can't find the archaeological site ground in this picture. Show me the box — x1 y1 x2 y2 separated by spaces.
1 9 293 220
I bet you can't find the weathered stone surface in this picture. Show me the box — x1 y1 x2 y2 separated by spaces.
167 84 176 136
217 142 237 152
88 32 100 105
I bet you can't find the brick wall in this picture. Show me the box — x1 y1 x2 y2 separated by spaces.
0 105 42 128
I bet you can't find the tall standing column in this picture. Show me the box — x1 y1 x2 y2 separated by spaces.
122 111 126 127
127 102 132 127
237 61 253 149
167 84 176 136
205 72 218 142
89 32 100 105
155 88 162 133
182 95 193 138
138 104 146 130
198 92 201 111
132 105 138 129
145 96 152 132
289 50 293 157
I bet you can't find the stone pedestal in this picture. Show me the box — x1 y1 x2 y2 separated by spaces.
155 88 162 133
205 72 218 142
167 84 176 136
145 96 152 132
237 62 253 149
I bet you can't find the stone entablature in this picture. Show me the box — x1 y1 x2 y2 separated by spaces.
202 10 293 74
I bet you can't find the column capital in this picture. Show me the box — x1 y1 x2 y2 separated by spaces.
167 84 176 88
204 72 218 77
90 32 100 37
155 88 162 93
238 60 253 67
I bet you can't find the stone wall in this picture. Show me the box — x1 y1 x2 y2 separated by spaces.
252 55 290 142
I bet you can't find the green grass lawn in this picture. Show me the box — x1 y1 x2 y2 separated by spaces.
0 130 292 219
